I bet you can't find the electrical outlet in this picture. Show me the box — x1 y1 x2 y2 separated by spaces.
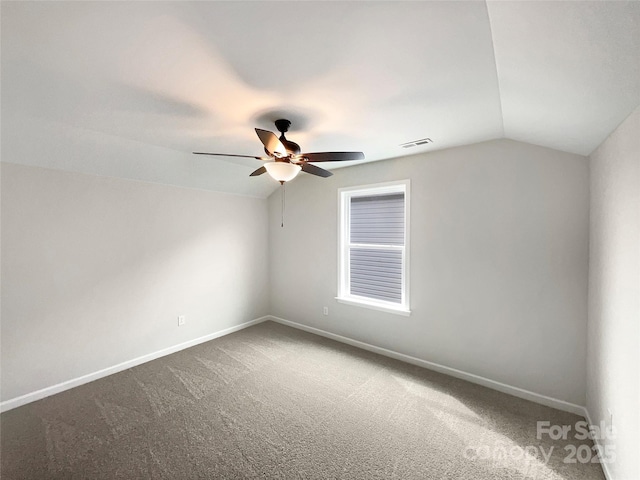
323 306 329 316
178 315 186 326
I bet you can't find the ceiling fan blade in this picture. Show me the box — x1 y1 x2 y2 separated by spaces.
193 152 269 160
301 151 365 162
255 129 287 157
249 166 267 177
300 162 333 178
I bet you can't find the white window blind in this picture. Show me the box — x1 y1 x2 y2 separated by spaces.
338 181 410 315
349 193 404 303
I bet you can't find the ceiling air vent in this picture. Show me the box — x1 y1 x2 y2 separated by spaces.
399 138 433 148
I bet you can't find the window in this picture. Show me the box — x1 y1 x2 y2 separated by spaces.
337 180 410 315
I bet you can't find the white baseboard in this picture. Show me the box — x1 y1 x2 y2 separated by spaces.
0 316 270 413
582 407 614 480
268 315 586 417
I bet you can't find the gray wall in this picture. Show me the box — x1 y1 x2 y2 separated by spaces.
1 137 595 411
588 105 639 480
269 139 589 405
1 163 269 401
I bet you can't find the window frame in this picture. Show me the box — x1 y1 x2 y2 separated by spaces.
336 180 411 316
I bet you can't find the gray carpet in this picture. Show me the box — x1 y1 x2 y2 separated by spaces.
1 321 605 479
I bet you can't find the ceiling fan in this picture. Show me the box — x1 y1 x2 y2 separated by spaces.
193 119 365 184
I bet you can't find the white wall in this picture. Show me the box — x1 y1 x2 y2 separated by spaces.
269 139 589 405
587 105 640 480
1 163 269 402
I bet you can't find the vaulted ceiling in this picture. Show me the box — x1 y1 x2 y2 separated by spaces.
2 1 639 197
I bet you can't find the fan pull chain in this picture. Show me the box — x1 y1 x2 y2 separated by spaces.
281 181 285 228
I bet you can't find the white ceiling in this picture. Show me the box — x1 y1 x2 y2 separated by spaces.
2 1 639 197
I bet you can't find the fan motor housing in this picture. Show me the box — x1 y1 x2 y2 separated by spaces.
281 139 301 155
275 119 300 154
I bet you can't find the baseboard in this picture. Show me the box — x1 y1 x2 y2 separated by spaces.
582 407 614 480
0 316 270 413
268 315 586 417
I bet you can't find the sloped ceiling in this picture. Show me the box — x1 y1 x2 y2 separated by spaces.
2 1 639 198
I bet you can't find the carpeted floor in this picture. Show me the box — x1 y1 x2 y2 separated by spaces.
1 321 605 479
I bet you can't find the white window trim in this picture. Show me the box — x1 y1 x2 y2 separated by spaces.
336 180 411 316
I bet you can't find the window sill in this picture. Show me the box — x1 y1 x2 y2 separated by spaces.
335 296 411 316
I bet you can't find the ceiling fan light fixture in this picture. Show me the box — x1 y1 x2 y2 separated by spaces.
264 162 301 183
193 119 364 182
